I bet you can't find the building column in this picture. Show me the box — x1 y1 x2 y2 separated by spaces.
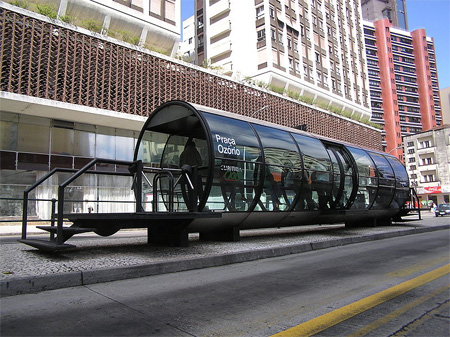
411 29 437 131
374 19 402 160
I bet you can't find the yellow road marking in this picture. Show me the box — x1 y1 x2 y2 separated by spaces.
271 264 450 337
347 285 450 337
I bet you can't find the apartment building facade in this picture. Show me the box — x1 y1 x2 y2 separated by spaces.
364 19 442 161
193 0 372 119
361 0 408 30
403 125 450 205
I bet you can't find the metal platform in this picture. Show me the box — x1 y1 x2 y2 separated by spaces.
20 211 222 251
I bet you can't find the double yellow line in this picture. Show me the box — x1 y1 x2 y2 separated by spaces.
272 264 450 337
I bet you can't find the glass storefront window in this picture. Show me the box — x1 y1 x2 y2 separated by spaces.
18 123 50 154
74 130 95 157
96 128 116 160
116 130 135 161
52 127 74 155
0 120 18 151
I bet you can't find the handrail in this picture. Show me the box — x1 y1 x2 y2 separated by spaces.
22 168 75 240
21 161 135 240
55 158 134 244
153 170 175 212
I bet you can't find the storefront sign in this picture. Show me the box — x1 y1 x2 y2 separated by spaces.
424 186 441 194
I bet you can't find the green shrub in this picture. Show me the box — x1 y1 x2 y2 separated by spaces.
287 90 300 100
316 102 329 110
81 19 102 33
36 4 57 19
9 0 29 9
298 95 314 105
59 14 75 24
268 84 285 95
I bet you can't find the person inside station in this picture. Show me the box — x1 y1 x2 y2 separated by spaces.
179 139 203 209
179 139 203 168
264 167 282 211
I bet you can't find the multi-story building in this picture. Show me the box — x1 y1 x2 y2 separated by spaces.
361 0 408 30
403 125 450 205
178 14 196 62
12 0 181 56
440 87 450 125
193 0 372 119
363 19 442 161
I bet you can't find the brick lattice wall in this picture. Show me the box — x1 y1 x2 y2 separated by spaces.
0 7 381 150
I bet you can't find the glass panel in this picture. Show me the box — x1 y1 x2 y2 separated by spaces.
292 134 332 210
0 120 18 151
385 156 409 208
253 125 302 211
369 152 395 185
51 127 74 156
136 131 169 166
18 124 50 154
160 136 207 211
368 152 396 210
202 112 261 161
74 130 96 157
347 147 377 209
96 129 116 160
116 130 135 161
202 112 261 212
326 148 342 208
333 149 351 208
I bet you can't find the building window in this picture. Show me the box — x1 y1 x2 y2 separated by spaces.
256 5 265 19
421 157 432 165
257 29 266 42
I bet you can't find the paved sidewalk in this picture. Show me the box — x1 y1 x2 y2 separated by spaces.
1 212 449 297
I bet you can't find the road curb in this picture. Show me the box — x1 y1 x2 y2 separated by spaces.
1 224 449 297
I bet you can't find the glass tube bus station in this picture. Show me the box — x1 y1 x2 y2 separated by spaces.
20 101 411 251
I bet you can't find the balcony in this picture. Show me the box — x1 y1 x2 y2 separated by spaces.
209 39 232 59
418 163 437 172
209 0 230 19
417 146 435 155
209 20 231 39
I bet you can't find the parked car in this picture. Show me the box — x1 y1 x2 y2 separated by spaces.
435 203 450 217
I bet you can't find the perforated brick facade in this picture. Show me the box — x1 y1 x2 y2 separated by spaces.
0 7 381 151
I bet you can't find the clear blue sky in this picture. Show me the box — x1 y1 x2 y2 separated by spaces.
180 0 450 89
407 0 450 89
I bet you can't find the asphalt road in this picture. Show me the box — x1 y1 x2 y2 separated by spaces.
1 229 449 337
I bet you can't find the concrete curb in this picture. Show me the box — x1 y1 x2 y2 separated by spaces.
1 224 449 297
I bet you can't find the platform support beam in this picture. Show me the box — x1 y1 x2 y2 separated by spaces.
147 225 189 247
199 227 240 242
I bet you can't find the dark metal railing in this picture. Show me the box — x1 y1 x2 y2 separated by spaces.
19 158 199 243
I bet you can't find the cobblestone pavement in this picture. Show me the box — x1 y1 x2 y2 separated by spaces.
1 212 448 296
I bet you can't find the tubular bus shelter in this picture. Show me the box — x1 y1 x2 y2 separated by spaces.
134 100 409 240
19 100 411 251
